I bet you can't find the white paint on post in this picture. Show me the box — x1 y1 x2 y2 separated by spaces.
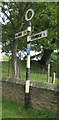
27 36 31 42
25 80 30 93
27 55 30 68
47 63 50 83
27 26 31 32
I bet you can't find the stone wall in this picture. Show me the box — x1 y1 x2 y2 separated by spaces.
2 79 59 111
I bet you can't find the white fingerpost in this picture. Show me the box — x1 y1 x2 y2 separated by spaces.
25 21 31 93
25 9 34 94
24 9 34 108
15 8 48 107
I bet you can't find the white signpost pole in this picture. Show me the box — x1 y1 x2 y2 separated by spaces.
15 9 48 107
25 9 34 107
25 21 31 93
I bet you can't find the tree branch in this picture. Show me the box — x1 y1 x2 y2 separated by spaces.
2 7 15 30
16 3 29 31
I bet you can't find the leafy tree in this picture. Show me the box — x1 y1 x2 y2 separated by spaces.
1 2 57 78
1 2 32 79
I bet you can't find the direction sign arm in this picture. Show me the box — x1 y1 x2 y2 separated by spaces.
15 29 27 39
31 30 47 42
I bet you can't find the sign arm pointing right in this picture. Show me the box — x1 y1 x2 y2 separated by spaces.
31 30 47 42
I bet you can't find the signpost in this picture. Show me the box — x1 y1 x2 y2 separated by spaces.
15 9 48 107
31 30 47 41
15 29 27 39
15 29 47 41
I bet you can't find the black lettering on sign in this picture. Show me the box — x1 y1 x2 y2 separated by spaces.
15 32 22 37
18 32 22 36
23 31 27 35
43 32 45 36
31 33 42 40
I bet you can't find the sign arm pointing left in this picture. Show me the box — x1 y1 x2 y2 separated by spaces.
15 29 27 39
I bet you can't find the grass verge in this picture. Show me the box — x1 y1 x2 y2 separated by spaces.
2 61 59 84
2 98 58 119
